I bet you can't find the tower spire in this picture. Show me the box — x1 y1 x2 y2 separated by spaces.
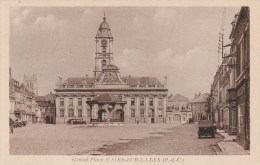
103 11 106 21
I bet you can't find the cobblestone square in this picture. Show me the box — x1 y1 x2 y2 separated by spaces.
10 123 223 155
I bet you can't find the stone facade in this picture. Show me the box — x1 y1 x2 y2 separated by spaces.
36 93 56 124
231 7 250 150
166 94 192 123
54 15 168 124
207 7 250 150
190 93 209 122
9 69 40 124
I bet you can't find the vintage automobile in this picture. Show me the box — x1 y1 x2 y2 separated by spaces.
22 121 27 126
198 120 216 138
66 119 86 125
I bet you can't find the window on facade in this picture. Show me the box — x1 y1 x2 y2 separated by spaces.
236 43 241 75
148 109 154 117
182 106 185 110
60 98 64 106
219 91 222 103
69 98 73 106
87 109 90 117
158 98 163 106
158 109 163 117
140 98 145 106
78 109 82 117
140 109 144 117
175 104 179 111
78 98 82 106
149 98 154 106
60 109 64 117
87 98 91 101
131 98 135 106
102 47 106 53
101 60 107 67
241 40 245 71
244 29 249 65
69 109 74 117
131 109 135 117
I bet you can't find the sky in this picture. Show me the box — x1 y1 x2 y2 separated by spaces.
10 7 241 100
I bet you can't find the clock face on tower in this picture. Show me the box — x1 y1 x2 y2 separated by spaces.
101 39 107 46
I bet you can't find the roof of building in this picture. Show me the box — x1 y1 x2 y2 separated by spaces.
97 15 112 37
99 17 110 30
191 93 209 103
36 93 55 102
168 94 190 102
121 76 163 87
61 75 163 87
92 93 121 103
63 77 94 85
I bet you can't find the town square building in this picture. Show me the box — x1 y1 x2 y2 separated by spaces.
54 15 168 124
166 94 192 123
36 92 56 124
190 93 209 122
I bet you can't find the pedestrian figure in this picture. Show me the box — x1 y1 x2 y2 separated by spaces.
10 124 14 134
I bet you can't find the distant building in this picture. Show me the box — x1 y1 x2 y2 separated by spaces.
23 74 38 96
207 7 250 150
190 93 209 122
54 15 168 124
36 92 56 124
9 69 39 124
166 94 192 123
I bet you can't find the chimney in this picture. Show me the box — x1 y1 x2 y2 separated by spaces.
164 77 167 87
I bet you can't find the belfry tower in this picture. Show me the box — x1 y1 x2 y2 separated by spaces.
94 13 114 82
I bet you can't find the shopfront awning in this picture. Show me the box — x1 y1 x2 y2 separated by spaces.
9 114 18 121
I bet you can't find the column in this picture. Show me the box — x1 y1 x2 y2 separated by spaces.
145 96 149 122
82 97 87 117
73 97 77 117
55 97 60 119
163 96 167 123
154 96 158 122
64 97 68 117
136 96 140 118
126 96 130 117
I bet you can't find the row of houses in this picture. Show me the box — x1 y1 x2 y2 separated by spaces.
206 7 250 150
9 69 40 124
9 69 56 125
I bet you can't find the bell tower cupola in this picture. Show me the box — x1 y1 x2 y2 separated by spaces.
94 13 114 81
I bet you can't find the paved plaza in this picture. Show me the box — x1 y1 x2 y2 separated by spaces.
10 123 223 155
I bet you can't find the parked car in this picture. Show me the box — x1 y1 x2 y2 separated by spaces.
22 121 27 126
66 119 86 125
198 120 216 138
13 120 22 128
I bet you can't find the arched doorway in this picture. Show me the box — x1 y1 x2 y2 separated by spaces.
114 109 124 122
98 109 107 122
148 109 155 123
173 114 181 122
45 116 53 124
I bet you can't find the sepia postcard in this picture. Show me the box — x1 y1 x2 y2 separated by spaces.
0 0 260 165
